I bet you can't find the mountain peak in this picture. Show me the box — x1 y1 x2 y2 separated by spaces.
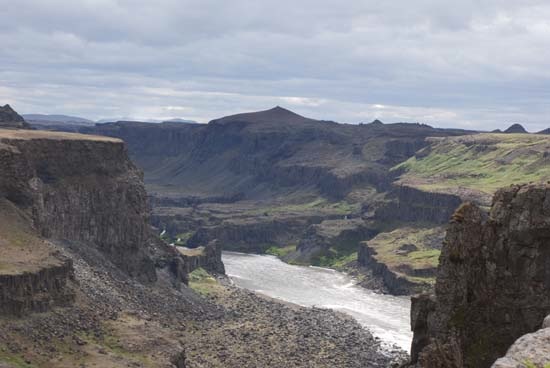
211 106 314 126
0 104 31 129
504 123 527 134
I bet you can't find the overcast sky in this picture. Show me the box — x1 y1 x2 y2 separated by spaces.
1 0 549 131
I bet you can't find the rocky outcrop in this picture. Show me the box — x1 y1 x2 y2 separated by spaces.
492 315 550 368
0 257 74 316
375 185 462 224
0 105 31 129
187 217 320 253
177 240 225 275
358 243 429 295
0 130 158 282
288 219 373 264
409 183 550 368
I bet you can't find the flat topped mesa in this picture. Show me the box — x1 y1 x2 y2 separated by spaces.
0 104 31 129
0 128 121 142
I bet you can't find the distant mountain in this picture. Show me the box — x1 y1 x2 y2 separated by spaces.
78 106 475 201
537 128 550 135
0 104 31 129
97 117 198 124
504 123 527 134
23 114 94 125
162 118 197 124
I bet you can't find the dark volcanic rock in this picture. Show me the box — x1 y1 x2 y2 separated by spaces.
71 107 474 201
0 257 75 316
375 185 463 224
0 133 157 282
0 104 30 129
358 242 426 295
409 183 550 368
503 123 527 134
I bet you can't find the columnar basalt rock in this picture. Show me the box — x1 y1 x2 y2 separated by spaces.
409 183 550 368
0 131 158 282
0 258 75 316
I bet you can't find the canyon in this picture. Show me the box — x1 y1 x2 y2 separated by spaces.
2 104 550 367
0 108 404 367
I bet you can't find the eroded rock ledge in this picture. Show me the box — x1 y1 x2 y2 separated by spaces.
0 128 198 316
409 183 550 368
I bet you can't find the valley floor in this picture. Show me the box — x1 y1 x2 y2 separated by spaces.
0 238 407 368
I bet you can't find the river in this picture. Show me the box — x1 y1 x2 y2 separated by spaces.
222 251 412 352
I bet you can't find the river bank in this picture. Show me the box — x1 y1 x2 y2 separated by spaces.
222 251 412 352
190 270 409 367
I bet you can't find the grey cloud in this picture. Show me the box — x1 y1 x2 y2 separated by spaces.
0 0 549 131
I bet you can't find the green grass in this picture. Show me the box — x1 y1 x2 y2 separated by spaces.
366 226 444 284
310 237 360 269
313 250 358 269
394 133 550 194
524 360 550 368
0 353 35 368
265 244 296 257
188 267 219 296
174 232 193 246
247 198 360 217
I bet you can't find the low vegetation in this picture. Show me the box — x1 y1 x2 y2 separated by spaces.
265 244 296 258
395 133 550 195
244 197 361 217
188 267 220 296
366 226 445 284
313 250 358 269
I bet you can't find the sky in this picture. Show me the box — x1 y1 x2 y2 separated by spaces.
0 0 549 131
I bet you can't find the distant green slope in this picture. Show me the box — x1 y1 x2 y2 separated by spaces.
394 133 550 198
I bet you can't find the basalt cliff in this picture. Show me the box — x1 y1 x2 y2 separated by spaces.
0 107 404 367
65 107 474 288
0 128 190 315
409 183 550 367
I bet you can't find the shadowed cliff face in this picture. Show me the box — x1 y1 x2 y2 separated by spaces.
0 129 157 283
79 107 473 201
410 183 550 368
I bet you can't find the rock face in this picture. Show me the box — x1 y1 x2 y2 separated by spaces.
492 314 550 368
287 219 372 264
410 183 550 367
375 185 463 224
74 107 473 201
177 240 225 275
0 258 74 316
358 242 429 295
0 104 31 129
0 130 157 282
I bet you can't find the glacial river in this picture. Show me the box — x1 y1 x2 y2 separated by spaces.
222 251 412 352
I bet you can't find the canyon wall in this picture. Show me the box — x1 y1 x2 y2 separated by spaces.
409 183 550 367
375 185 463 225
358 243 427 295
0 131 157 282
